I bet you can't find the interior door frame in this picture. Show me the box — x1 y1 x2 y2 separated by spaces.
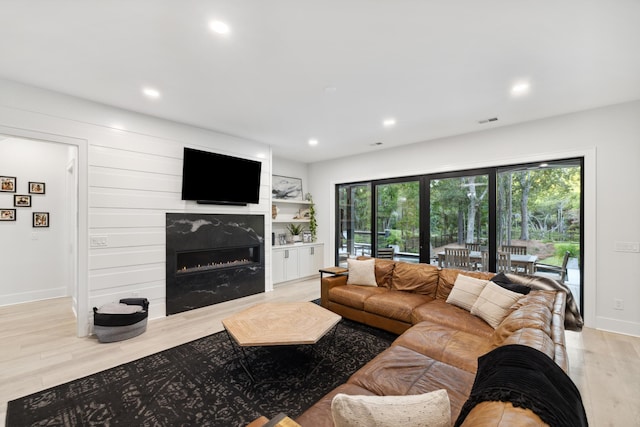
0 125 89 337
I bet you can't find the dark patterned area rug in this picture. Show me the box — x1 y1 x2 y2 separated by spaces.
6 315 396 426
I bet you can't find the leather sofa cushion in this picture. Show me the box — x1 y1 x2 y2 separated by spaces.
364 290 434 323
329 284 389 310
437 268 496 300
459 401 548 427
412 299 494 338
491 290 555 347
348 345 475 422
391 262 440 296
393 321 494 373
500 328 556 361
374 258 395 288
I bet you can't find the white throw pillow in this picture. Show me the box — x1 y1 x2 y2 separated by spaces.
471 281 524 328
446 274 489 311
331 389 451 427
347 258 377 287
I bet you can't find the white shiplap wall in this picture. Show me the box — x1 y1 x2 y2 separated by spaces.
0 78 272 332
87 134 271 320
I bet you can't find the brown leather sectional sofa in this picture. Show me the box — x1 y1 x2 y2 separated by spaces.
296 258 581 426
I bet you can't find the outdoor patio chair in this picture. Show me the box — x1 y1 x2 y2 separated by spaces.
534 251 570 282
465 242 481 252
497 252 512 273
500 245 528 255
376 247 395 260
444 247 472 270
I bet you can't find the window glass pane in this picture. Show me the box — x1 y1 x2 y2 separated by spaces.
337 183 371 266
430 175 489 263
375 181 420 262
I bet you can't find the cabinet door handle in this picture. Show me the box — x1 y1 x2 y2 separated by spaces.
311 247 315 255
285 250 289 258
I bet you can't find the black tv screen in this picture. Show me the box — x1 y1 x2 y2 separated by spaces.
181 147 262 205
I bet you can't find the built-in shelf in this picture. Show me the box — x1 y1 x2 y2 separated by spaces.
273 219 310 223
273 199 311 205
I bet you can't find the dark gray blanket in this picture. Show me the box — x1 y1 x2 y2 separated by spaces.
455 344 588 427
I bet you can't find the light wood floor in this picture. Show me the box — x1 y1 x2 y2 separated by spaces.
1 279 639 426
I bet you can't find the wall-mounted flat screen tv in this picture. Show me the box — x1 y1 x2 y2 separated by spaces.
181 147 262 205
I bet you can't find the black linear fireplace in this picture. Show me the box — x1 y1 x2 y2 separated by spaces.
166 213 265 315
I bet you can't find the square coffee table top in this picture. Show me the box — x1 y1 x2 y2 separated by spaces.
222 301 341 347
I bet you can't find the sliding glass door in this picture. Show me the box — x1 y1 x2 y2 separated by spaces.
334 157 583 313
428 172 491 268
375 180 420 262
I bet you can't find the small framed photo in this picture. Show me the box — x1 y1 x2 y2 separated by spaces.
29 182 46 194
1 176 16 192
0 209 16 221
302 230 312 243
14 195 31 207
33 212 49 227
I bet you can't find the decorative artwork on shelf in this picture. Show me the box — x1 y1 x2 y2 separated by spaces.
302 230 312 243
14 195 31 207
33 212 49 227
1 176 16 192
29 182 46 194
272 175 303 200
1 209 16 221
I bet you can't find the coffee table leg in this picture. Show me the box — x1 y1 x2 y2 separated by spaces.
225 329 257 383
303 322 340 383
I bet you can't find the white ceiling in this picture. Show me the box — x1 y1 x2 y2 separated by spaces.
1 1 639 163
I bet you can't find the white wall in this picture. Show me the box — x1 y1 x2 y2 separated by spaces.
0 137 72 305
308 100 640 337
0 78 272 335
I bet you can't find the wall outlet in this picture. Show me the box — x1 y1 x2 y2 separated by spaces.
90 235 108 247
613 298 624 310
614 241 640 253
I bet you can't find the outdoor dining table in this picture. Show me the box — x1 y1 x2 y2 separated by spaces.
437 250 538 274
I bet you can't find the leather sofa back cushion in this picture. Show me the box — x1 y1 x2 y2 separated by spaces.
391 262 440 296
437 269 496 300
491 290 556 347
374 258 396 288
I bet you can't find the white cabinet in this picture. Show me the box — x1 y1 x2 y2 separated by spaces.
272 243 324 285
298 244 324 278
272 246 299 283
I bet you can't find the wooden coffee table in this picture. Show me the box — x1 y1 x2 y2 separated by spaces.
222 302 341 383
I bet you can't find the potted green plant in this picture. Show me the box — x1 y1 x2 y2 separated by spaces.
286 223 305 242
306 193 317 242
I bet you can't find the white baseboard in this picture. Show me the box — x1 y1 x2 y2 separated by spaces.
596 316 640 338
0 287 68 307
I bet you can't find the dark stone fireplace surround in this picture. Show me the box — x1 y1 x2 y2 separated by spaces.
166 213 265 315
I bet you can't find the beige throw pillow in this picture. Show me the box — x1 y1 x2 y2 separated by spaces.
331 389 451 427
471 281 524 328
446 274 489 311
347 258 378 287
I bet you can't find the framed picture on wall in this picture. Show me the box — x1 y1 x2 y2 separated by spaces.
1 176 16 193
33 212 49 227
14 195 31 207
0 209 16 221
272 175 303 200
29 182 46 194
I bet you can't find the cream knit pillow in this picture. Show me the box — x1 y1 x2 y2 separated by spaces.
331 390 451 427
471 281 524 328
446 274 489 312
347 258 377 287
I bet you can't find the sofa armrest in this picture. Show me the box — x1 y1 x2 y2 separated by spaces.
321 274 348 307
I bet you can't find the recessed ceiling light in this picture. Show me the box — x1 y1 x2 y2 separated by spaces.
510 81 531 96
383 118 396 127
308 139 319 146
209 20 230 35
142 87 161 99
